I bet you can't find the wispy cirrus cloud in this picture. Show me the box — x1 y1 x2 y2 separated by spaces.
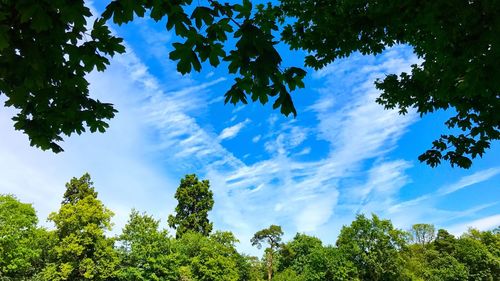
388 167 500 214
376 168 500 232
436 167 500 196
447 214 500 236
2 8 498 260
219 119 251 141
202 46 424 251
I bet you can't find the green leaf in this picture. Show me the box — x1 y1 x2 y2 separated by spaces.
191 6 214 29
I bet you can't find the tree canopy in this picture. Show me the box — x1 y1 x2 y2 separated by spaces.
1 173 500 280
42 174 119 280
336 214 408 280
168 174 214 238
251 225 284 280
0 0 125 153
0 195 42 278
1 0 498 168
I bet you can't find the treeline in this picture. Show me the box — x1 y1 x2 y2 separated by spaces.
1 173 499 281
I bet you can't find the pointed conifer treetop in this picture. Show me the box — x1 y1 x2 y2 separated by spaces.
43 173 118 280
62 173 98 205
168 174 214 238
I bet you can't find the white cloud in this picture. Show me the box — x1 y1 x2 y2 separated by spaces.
388 167 500 214
0 50 183 233
436 167 500 196
377 168 500 233
219 119 251 141
252 135 262 143
447 214 500 236
201 46 424 254
3 17 497 260
295 147 311 156
347 160 412 213
295 191 339 232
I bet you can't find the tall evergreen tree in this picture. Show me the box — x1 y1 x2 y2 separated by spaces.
41 174 118 280
62 173 97 204
168 174 214 238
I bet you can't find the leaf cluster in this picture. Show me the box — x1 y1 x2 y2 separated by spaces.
279 0 500 168
0 0 125 152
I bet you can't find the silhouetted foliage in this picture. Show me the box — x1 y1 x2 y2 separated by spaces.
1 0 498 168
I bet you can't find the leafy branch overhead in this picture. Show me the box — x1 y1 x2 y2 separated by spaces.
0 1 126 153
1 0 498 169
102 0 305 118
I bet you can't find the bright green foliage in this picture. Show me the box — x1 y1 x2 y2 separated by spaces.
0 0 125 153
405 238 498 281
404 246 468 281
173 231 243 280
116 210 176 281
463 228 500 259
2 177 500 280
309 247 359 281
424 252 468 281
251 225 284 250
41 174 118 281
273 268 303 281
277 235 359 281
251 225 283 281
237 255 265 281
411 223 436 246
0 195 42 279
336 214 408 281
168 174 214 238
278 233 323 273
453 237 499 281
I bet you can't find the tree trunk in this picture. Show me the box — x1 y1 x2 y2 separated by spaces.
267 251 273 281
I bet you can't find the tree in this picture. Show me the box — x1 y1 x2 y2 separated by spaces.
0 194 43 279
277 234 359 281
424 252 468 281
251 224 284 281
173 231 243 280
336 214 408 281
433 229 457 255
2 0 498 169
277 233 323 274
301 246 358 281
62 173 97 205
168 174 214 238
453 237 499 281
462 228 500 258
0 0 125 153
237 255 265 281
411 224 436 246
277 0 500 168
41 174 119 280
116 210 176 281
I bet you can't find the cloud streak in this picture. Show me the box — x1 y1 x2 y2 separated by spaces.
219 119 251 141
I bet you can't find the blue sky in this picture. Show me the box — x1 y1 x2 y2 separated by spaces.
0 1 499 255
